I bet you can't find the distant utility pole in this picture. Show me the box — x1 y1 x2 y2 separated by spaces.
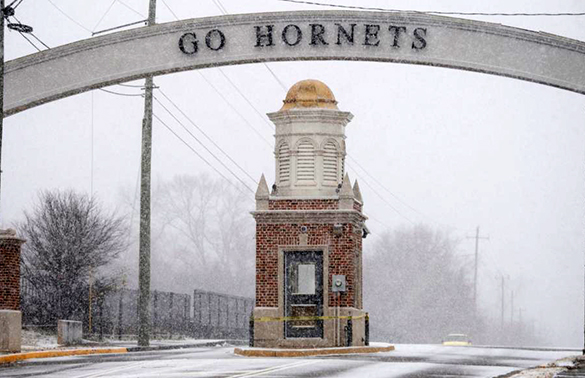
467 226 489 316
500 275 505 330
510 290 514 324
137 0 157 348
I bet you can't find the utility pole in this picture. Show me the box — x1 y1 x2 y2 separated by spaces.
500 275 505 330
467 226 489 316
510 290 514 324
137 0 156 348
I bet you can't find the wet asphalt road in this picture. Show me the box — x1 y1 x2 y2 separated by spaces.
0 344 578 378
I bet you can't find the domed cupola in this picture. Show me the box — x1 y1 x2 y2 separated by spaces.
267 79 353 197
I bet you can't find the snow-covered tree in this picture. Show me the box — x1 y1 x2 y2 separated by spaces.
19 190 127 324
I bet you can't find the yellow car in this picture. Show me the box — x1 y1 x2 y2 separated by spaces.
442 333 472 346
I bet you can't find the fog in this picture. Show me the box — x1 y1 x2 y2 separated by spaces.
4 0 584 348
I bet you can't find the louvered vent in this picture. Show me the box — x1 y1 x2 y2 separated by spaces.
278 142 290 184
296 140 315 182
323 141 338 184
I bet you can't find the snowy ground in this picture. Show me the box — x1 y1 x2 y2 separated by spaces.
0 343 579 377
19 329 226 352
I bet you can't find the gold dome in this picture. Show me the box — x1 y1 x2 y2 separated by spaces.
279 79 338 111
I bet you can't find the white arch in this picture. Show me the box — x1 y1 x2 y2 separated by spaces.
5 10 585 116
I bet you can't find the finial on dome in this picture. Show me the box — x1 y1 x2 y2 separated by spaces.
279 79 338 111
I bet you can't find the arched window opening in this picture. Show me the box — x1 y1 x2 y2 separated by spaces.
297 140 315 182
323 141 338 184
278 142 291 184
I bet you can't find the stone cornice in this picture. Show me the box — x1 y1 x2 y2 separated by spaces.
268 110 354 125
251 209 367 225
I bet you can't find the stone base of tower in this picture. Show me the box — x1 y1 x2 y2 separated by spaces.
252 307 367 348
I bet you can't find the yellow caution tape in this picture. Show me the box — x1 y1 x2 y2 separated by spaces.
253 313 366 322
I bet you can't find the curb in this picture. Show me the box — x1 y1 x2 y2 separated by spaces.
0 347 128 365
234 345 395 357
0 340 247 365
126 340 245 352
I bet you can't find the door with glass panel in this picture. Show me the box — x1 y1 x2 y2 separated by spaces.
284 251 323 338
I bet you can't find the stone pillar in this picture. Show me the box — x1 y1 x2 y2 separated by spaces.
0 229 26 352
58 320 83 345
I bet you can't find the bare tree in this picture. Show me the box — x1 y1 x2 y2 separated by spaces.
116 174 255 296
365 225 474 343
19 190 128 323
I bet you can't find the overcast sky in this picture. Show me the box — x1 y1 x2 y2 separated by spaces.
3 0 584 347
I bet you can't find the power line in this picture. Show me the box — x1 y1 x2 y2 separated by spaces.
347 166 414 225
15 30 40 51
347 155 428 219
117 0 146 18
211 0 288 93
92 0 117 33
153 95 257 191
160 0 179 20
10 14 50 49
278 0 585 16
197 72 274 148
216 68 276 131
153 113 254 199
157 89 259 184
44 0 92 33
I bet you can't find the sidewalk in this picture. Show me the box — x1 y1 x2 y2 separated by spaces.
502 354 585 378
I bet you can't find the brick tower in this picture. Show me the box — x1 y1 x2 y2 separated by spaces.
252 79 368 348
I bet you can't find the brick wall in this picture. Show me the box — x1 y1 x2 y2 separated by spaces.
256 198 363 309
269 199 339 211
0 239 23 311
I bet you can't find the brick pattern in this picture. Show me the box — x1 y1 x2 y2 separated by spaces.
255 198 363 309
269 199 338 211
0 240 23 311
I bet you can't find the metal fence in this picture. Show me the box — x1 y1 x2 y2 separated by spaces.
192 289 254 339
104 289 191 338
20 279 253 340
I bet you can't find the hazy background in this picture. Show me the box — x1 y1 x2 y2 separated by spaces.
3 0 584 347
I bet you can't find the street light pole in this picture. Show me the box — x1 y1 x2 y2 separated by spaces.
137 0 156 347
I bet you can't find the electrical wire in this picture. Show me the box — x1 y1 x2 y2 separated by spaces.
197 72 274 148
160 0 180 21
117 0 146 19
16 30 41 51
348 167 414 225
347 155 428 219
157 89 259 184
278 0 585 17
154 95 257 191
92 0 117 33
216 68 276 131
44 0 92 33
10 15 51 49
211 0 288 93
153 113 254 199
163 1 275 143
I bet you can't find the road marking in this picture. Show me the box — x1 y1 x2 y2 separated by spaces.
73 361 146 378
228 360 320 378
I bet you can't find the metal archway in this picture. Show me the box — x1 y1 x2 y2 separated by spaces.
5 10 585 116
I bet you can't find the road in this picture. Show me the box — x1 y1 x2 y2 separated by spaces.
0 344 578 378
